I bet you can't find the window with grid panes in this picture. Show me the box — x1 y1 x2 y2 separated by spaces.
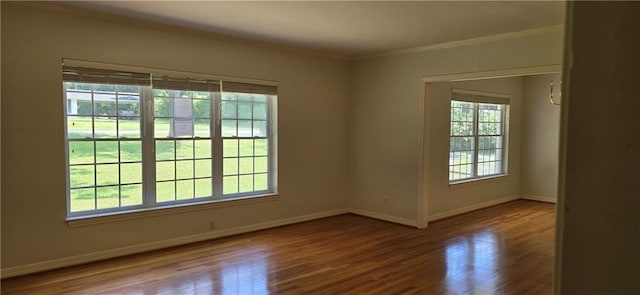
64 64 277 218
221 82 273 195
449 90 509 183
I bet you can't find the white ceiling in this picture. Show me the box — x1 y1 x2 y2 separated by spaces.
65 1 566 58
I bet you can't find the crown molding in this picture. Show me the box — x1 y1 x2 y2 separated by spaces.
356 25 565 61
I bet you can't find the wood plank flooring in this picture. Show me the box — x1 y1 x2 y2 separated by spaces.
1 200 555 294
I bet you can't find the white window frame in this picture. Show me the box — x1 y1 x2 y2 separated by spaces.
63 60 278 219
448 88 509 184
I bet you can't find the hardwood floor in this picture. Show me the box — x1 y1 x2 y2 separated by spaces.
1 200 555 294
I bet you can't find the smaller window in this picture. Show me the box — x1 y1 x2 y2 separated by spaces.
449 89 509 183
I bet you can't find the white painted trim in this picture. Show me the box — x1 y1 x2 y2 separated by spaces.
67 195 280 228
427 195 520 222
358 25 564 60
422 65 562 83
416 81 428 229
520 194 557 204
1 208 348 279
420 65 562 230
349 208 418 228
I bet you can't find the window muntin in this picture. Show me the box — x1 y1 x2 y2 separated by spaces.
449 96 508 183
64 66 277 217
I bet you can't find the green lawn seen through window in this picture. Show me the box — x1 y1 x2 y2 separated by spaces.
68 127 269 212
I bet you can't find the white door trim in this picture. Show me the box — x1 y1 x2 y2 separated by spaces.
417 64 563 229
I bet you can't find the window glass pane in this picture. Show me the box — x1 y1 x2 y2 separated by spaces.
118 117 140 138
224 158 238 176
223 176 238 194
121 184 142 206
254 139 268 156
253 94 268 103
69 141 94 165
193 99 210 118
195 179 211 198
223 139 238 157
239 175 253 192
239 139 254 157
66 88 93 116
255 157 268 173
120 141 142 162
238 120 252 137
156 161 175 181
96 141 118 163
176 140 194 160
154 118 172 138
237 94 252 102
68 117 93 139
222 93 238 101
253 121 268 137
156 141 175 161
121 163 142 184
176 160 194 179
451 122 473 136
176 180 194 200
118 94 140 116
238 102 252 119
70 188 95 212
154 97 173 117
94 118 117 138
193 91 210 99
253 103 267 120
194 119 210 137
156 181 175 203
479 122 500 135
222 120 237 137
195 159 211 177
94 100 116 117
96 164 118 186
194 140 211 159
69 165 94 188
221 101 237 119
97 186 119 209
239 158 253 174
255 174 268 191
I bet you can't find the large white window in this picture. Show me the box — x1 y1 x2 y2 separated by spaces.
64 64 277 217
449 89 509 183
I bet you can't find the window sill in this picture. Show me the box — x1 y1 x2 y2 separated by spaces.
449 174 508 187
66 194 279 228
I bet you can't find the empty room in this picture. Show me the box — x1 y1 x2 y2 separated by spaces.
1 1 638 294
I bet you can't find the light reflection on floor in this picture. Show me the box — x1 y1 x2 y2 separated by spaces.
220 254 268 295
142 249 269 295
445 230 499 294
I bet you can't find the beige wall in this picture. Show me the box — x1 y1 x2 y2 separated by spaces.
349 28 564 221
427 78 523 215
521 74 561 200
1 3 350 269
1 2 568 275
556 2 639 294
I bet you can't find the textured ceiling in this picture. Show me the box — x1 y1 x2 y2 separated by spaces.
65 1 566 58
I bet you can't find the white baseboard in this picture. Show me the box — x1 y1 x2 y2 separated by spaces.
1 194 555 278
349 208 417 227
427 194 520 222
1 208 349 279
520 194 557 203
